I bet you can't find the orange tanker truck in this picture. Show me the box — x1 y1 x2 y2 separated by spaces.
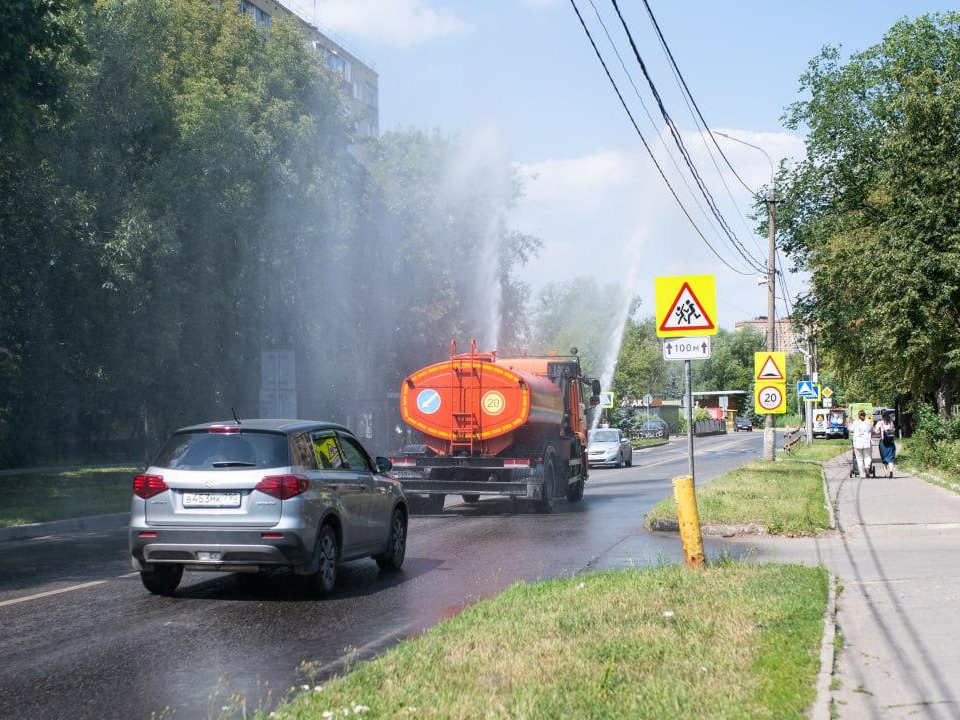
391 340 601 513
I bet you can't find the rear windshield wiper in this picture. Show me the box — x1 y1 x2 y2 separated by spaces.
211 461 257 468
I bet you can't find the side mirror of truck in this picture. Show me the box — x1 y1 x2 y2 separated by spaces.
375 456 393 473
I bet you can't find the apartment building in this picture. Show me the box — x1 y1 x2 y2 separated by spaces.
735 316 802 352
239 0 379 137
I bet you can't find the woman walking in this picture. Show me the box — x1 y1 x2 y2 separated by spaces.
850 409 875 478
877 410 897 478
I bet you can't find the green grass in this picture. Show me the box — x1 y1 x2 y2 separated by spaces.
266 564 827 720
0 466 136 526
783 440 849 463
631 437 669 449
646 461 831 536
897 441 960 496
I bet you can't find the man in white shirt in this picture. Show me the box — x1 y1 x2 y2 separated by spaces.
850 409 875 477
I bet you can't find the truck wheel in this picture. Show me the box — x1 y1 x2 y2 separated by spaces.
425 494 445 513
461 494 480 504
538 459 555 513
566 476 585 502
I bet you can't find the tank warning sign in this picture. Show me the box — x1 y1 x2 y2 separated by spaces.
481 390 506 416
416 388 442 415
655 275 718 338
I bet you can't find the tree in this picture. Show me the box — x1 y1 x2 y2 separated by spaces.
612 316 667 402
778 13 960 414
690 327 766 415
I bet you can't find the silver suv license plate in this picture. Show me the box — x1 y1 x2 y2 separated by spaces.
183 492 241 508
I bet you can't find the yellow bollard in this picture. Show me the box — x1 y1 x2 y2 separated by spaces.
672 475 705 569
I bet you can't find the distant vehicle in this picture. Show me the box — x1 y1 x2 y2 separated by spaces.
733 417 753 432
588 428 633 468
638 419 669 439
825 409 849 439
129 420 407 597
812 409 829 438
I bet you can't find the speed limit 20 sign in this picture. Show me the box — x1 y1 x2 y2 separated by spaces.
754 383 787 414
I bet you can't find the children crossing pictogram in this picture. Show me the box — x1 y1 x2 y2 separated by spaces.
658 282 715 333
655 275 718 338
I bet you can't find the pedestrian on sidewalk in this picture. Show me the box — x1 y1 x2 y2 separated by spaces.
850 409 875 477
877 410 897 478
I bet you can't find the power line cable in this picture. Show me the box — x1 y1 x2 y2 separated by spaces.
639 0 759 198
567 0 755 276
584 0 736 255
608 0 766 272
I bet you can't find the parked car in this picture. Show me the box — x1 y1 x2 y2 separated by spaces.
733 417 753 432
587 428 633 468
129 420 407 597
825 408 849 439
638 419 669 439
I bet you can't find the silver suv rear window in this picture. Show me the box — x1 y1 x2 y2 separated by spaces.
153 431 290 470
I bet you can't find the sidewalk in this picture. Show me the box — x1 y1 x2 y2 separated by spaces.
725 457 960 719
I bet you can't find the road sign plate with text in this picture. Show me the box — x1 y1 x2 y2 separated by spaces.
655 275 717 338
662 336 712 361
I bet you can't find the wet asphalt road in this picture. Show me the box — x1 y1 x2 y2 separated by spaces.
0 432 766 719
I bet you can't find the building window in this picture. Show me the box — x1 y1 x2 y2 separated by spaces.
325 52 351 82
238 0 270 29
361 81 378 109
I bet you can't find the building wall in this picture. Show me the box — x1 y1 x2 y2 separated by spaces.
240 0 379 137
735 316 800 353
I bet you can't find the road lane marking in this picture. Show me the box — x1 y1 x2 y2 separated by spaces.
0 580 106 608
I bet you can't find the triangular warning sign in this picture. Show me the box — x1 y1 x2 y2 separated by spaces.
658 282 716 333
757 355 784 381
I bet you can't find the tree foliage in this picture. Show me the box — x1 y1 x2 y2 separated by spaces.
778 13 960 412
0 0 536 465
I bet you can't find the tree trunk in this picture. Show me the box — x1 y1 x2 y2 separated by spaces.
936 371 953 417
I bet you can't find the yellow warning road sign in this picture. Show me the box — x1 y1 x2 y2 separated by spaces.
655 275 717 338
754 351 786 381
754 383 786 414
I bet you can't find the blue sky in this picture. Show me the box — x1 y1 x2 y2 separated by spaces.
288 0 954 327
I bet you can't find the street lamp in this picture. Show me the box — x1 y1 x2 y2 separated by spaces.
715 131 779 461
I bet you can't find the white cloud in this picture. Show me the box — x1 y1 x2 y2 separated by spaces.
316 0 471 47
511 129 807 327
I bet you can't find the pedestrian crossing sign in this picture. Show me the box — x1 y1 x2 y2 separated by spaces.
797 380 821 401
600 391 615 409
754 352 786 381
655 275 717 338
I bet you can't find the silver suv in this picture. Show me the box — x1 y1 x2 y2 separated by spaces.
129 420 407 597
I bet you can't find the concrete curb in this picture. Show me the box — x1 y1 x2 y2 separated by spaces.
631 440 669 452
0 512 129 542
821 465 837 530
647 518 769 536
810 573 839 720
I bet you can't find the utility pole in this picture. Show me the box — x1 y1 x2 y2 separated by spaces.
804 333 814 446
763 186 777 461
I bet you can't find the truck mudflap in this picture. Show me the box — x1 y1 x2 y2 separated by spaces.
388 457 540 498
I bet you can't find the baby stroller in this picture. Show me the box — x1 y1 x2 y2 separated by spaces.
849 437 876 478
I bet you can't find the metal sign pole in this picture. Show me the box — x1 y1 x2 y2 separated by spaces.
685 358 695 480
